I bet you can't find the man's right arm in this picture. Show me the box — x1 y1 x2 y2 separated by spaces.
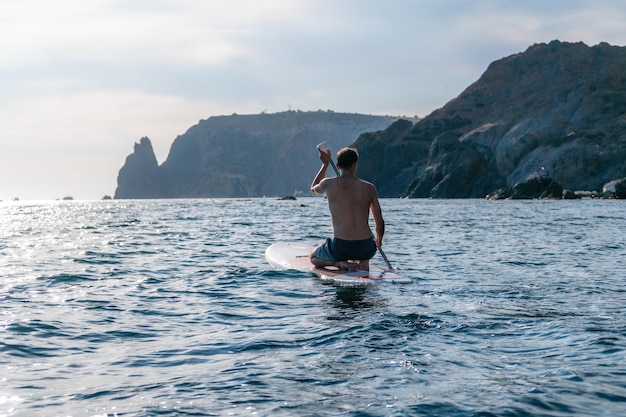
311 148 332 194
311 162 330 194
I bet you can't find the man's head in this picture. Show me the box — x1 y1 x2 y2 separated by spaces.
337 147 359 169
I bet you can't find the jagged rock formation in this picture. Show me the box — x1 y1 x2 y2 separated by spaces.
354 41 626 198
114 111 396 198
115 137 163 199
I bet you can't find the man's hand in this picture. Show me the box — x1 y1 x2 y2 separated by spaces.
318 147 331 166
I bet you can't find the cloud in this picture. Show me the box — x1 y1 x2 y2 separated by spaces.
1 1 249 68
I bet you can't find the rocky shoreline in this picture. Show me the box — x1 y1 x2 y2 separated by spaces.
485 172 626 200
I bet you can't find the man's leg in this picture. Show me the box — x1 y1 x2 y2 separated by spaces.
311 255 356 271
356 259 370 271
310 239 346 269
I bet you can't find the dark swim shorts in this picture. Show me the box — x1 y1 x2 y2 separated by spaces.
311 237 377 261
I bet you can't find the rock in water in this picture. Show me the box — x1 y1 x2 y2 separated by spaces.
602 178 626 199
486 171 568 200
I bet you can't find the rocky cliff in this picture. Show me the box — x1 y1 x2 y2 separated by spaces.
116 41 626 200
354 41 626 198
114 111 396 198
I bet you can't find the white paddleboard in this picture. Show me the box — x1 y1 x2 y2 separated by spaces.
265 241 412 286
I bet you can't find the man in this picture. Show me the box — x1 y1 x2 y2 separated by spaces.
310 146 385 271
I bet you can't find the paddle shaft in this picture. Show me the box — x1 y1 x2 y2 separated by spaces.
322 149 394 270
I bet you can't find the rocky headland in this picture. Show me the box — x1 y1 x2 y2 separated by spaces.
116 41 626 199
355 40 626 199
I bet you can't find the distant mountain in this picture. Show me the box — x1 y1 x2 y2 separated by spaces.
115 111 397 198
355 40 626 198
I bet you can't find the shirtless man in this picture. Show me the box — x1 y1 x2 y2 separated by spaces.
310 146 385 271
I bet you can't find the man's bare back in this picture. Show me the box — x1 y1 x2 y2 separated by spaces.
325 175 379 240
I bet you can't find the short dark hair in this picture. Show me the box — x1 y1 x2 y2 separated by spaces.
337 147 358 169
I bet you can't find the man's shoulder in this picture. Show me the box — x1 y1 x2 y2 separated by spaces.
357 177 375 188
321 177 336 186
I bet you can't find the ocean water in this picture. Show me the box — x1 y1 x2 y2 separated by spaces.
1 198 625 417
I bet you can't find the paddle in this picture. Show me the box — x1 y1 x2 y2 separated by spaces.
316 142 395 270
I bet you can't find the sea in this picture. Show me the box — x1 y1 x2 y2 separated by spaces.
1 198 625 417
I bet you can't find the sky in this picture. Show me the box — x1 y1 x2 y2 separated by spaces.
1 0 625 200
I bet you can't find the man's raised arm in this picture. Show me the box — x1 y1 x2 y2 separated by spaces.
311 148 332 194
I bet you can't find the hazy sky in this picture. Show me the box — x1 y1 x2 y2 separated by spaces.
2 0 625 200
